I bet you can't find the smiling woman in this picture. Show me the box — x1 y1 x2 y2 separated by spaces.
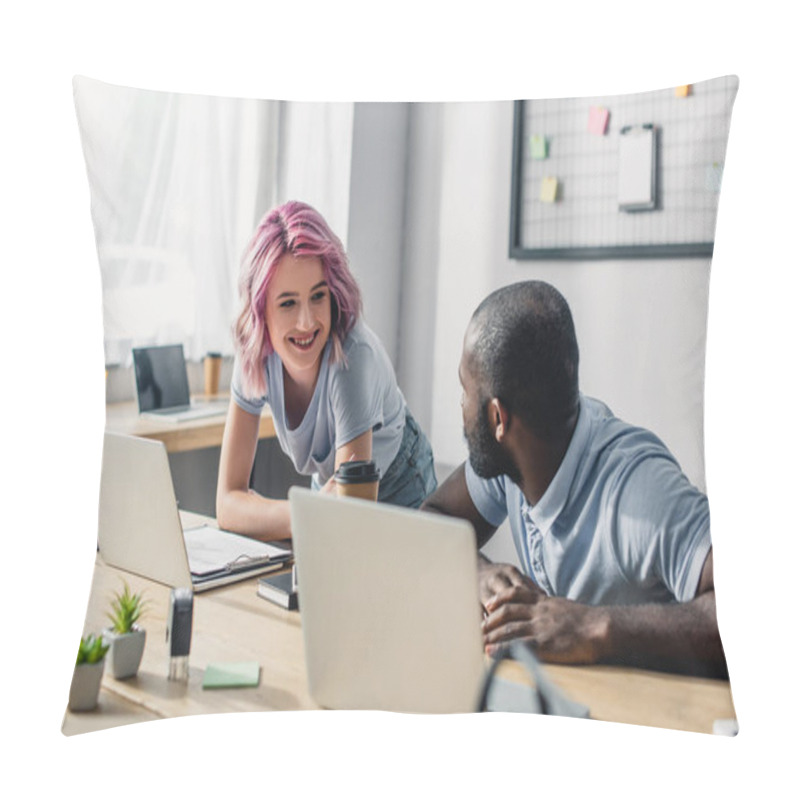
265 255 333 425
216 201 437 541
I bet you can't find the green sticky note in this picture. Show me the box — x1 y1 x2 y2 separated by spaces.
705 162 723 193
202 661 261 689
529 135 548 159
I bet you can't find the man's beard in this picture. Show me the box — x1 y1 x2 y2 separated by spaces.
464 407 521 485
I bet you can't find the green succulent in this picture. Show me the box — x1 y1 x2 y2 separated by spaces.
106 581 147 634
77 634 109 665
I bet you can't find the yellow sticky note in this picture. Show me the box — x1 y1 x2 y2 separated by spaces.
540 176 558 203
529 135 548 160
675 84 691 97
588 106 609 135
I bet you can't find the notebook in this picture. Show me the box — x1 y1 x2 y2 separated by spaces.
257 570 298 610
98 432 292 591
132 344 228 422
289 487 487 713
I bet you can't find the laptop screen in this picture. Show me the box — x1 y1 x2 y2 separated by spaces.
132 345 191 412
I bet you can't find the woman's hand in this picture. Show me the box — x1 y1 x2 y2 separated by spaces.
216 401 293 540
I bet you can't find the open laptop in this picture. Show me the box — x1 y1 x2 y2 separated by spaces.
132 344 228 422
289 487 487 713
98 432 291 591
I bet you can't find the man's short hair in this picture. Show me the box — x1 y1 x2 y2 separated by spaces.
469 281 580 441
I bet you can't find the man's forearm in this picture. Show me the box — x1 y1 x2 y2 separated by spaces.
420 463 498 548
598 591 727 678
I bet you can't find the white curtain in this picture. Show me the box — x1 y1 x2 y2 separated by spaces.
276 101 354 244
74 77 280 365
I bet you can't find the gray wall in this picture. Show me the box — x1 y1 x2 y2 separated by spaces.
347 103 410 366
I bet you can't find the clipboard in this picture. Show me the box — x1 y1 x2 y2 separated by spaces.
618 124 657 212
182 524 292 577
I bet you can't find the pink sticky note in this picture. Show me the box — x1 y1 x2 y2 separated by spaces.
588 106 609 135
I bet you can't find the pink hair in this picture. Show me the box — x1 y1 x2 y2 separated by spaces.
234 201 362 399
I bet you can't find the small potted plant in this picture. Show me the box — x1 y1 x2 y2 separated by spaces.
68 634 109 712
103 581 147 680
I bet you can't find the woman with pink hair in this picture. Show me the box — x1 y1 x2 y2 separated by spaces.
216 201 436 541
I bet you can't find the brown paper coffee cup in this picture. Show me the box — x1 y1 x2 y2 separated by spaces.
335 460 380 501
204 352 222 396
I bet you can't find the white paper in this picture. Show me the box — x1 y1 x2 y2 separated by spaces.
618 126 655 210
183 524 290 575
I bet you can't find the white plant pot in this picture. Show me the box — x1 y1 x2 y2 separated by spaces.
68 659 105 712
103 627 146 679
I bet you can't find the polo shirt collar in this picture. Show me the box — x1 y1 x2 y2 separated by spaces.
527 394 590 535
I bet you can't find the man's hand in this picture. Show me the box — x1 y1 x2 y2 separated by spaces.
482 581 610 665
478 561 537 607
478 549 726 676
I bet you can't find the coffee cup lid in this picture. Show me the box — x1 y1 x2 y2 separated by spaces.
334 459 380 484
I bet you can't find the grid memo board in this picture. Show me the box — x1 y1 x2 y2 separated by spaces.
509 75 739 259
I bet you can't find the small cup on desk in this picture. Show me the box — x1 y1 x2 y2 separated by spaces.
203 352 222 396
334 460 380 501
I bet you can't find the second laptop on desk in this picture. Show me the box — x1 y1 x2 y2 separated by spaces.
99 432 291 591
132 344 228 423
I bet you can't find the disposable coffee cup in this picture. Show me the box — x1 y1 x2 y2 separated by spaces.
334 460 380 501
204 352 222 396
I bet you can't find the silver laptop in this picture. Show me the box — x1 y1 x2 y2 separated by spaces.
98 432 291 591
289 487 487 713
132 344 228 422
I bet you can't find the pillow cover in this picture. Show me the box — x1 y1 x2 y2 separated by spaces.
66 75 738 736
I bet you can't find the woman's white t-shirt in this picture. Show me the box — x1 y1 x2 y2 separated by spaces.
231 320 406 485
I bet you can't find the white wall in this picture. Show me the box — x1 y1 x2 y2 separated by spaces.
393 101 713 567
428 102 514 469
346 103 410 365
277 101 355 241
278 101 411 370
396 102 444 433
407 101 710 492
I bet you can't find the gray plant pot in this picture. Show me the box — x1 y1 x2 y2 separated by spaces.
68 659 105 712
103 627 146 679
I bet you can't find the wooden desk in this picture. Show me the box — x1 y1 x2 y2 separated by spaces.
104 397 276 454
62 528 736 736
62 555 314 737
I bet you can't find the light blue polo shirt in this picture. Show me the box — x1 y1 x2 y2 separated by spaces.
231 320 406 485
466 395 711 605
